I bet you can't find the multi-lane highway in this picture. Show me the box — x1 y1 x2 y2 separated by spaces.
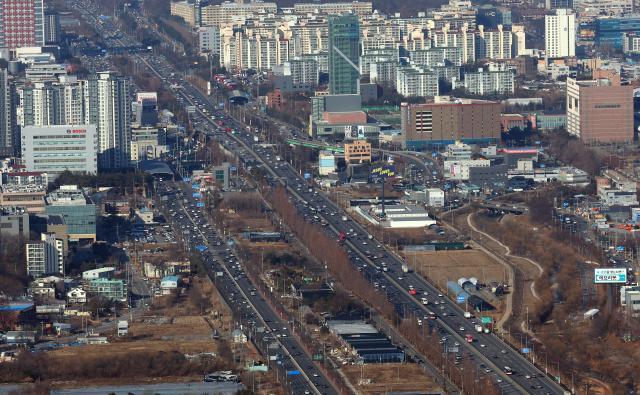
158 183 338 395
141 63 568 394
68 2 569 392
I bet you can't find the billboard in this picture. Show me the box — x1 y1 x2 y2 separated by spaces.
344 125 366 140
594 268 627 284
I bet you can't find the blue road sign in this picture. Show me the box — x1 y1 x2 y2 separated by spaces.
304 172 311 180
563 201 569 208
192 183 200 189
432 152 438 157
183 177 191 182
286 370 301 376
230 166 237 171
196 245 208 252
456 295 466 303
616 246 625 252
521 348 530 354
193 192 201 198
196 202 205 208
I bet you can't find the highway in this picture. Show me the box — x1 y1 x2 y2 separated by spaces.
68 2 568 392
138 57 568 393
158 183 338 395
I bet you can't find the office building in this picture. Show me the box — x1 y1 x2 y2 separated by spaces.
566 77 633 143
476 5 512 27
24 64 67 82
396 66 439 98
0 0 45 50
134 92 158 126
401 98 501 149
344 140 371 163
130 126 167 163
0 67 15 157
25 232 63 278
45 185 96 241
44 10 61 44
546 0 573 9
596 16 640 50
213 162 231 190
462 65 514 95
309 94 379 139
328 14 360 95
86 72 131 169
0 184 46 213
21 125 98 175
545 9 576 58
0 207 29 238
198 26 220 55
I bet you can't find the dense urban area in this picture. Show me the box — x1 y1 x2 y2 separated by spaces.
1 0 640 394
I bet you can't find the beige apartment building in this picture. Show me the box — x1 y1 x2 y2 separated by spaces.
344 140 372 163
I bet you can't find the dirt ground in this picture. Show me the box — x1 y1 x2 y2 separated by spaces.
342 363 442 394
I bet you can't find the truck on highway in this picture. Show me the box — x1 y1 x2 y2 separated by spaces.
342 215 348 222
475 325 483 333
464 311 472 318
465 334 474 343
402 264 411 273
253 136 259 143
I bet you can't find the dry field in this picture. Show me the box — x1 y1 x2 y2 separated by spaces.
342 363 442 394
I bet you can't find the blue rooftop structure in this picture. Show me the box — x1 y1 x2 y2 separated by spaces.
0 303 34 312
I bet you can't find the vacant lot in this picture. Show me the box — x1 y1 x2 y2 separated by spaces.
404 249 506 319
342 363 442 394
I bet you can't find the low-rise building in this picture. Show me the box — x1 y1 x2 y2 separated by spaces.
0 206 30 238
45 185 96 241
66 287 87 304
82 267 116 280
319 151 336 175
443 159 491 180
161 275 180 295
0 184 46 213
87 278 126 302
425 188 445 207
344 140 372 163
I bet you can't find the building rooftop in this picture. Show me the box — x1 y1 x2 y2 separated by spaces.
45 185 89 206
0 184 46 194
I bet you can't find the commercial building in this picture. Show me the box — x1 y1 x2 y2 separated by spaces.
401 98 501 149
44 185 96 241
0 0 45 50
566 77 633 143
2 171 48 185
0 207 29 238
443 159 491 180
86 72 131 169
545 9 576 58
328 14 360 95
597 16 640 50
134 92 158 127
0 184 46 213
130 126 167 163
24 63 68 82
87 278 126 301
310 94 379 140
25 233 64 278
319 151 336 175
344 140 371 163
213 162 231 190
21 125 98 175
425 188 445 207
535 113 566 130
462 65 514 95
